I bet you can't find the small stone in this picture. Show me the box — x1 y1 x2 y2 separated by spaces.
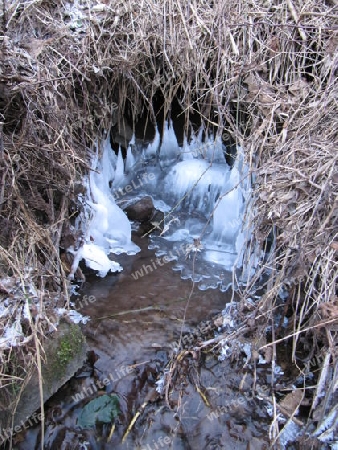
124 196 154 222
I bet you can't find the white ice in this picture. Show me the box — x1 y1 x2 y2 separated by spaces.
70 137 139 278
115 128 252 290
144 126 160 160
159 120 180 165
0 319 23 347
57 308 90 325
114 148 125 186
125 142 136 173
72 121 253 288
163 159 230 215
80 243 122 277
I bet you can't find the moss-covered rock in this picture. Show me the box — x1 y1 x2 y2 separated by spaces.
0 320 86 441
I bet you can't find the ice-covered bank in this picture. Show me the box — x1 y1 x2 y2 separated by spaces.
71 123 253 290
69 139 140 278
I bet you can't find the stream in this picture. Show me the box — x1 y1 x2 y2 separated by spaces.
14 125 274 449
15 231 271 450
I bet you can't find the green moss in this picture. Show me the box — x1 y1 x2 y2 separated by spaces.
52 324 85 378
57 339 74 366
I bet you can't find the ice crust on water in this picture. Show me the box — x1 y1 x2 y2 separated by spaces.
152 199 171 212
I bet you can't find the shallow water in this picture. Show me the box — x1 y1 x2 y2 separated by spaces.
13 233 270 450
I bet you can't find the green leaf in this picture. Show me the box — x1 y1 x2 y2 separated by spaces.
78 394 120 429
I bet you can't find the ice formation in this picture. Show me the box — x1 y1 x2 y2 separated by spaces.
148 128 251 287
159 120 180 166
57 308 90 325
69 138 140 278
143 126 160 161
0 320 24 347
163 160 230 214
71 121 253 289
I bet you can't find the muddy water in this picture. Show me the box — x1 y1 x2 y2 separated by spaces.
15 234 270 450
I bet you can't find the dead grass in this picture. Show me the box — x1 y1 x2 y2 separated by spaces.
0 0 337 446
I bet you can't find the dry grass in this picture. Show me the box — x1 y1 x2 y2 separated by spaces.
0 0 337 446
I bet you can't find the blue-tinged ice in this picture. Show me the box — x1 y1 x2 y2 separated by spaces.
72 121 255 288
125 141 136 173
159 120 179 166
114 148 125 186
70 137 139 278
144 126 160 160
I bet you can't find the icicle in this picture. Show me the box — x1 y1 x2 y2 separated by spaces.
69 138 140 278
159 120 179 165
144 126 160 159
125 143 136 173
180 135 194 160
163 160 230 215
114 148 125 186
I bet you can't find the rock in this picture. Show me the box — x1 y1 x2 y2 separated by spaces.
124 196 155 222
0 321 87 442
150 209 165 230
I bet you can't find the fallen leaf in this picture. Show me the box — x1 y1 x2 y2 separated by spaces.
331 242 338 251
279 389 303 415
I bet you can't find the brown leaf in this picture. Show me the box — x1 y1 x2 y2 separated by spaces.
0 283 11 295
318 299 338 319
22 38 53 59
262 346 273 364
288 79 310 98
279 389 303 415
331 241 338 251
268 37 280 54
